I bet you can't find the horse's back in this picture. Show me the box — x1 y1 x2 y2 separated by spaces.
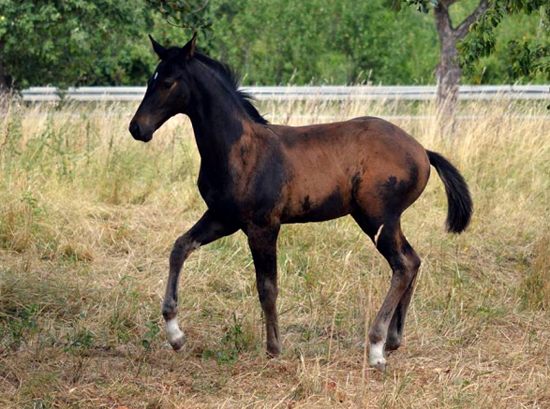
270 116 426 159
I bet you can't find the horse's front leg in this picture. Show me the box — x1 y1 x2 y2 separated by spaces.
247 223 282 357
163 210 238 351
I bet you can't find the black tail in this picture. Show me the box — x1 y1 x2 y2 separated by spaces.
427 150 473 233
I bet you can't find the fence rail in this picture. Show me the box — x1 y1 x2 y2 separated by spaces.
21 85 550 102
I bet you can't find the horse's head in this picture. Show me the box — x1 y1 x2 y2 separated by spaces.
129 34 197 142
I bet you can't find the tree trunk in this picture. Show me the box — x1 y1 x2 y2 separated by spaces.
0 40 9 113
0 40 8 92
433 0 489 121
434 4 460 117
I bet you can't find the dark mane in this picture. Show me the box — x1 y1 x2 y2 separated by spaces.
194 52 269 125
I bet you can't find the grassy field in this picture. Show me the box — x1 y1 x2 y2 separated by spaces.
0 97 549 408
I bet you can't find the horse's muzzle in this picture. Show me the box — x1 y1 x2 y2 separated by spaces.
129 120 153 142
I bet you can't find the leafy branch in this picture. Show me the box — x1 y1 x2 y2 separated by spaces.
146 0 213 33
389 0 438 14
458 1 549 78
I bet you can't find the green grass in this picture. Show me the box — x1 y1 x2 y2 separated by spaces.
0 98 549 408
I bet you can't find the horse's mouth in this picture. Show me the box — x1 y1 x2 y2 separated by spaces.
137 132 153 143
129 120 154 142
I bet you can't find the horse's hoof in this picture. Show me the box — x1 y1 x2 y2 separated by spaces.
372 359 387 372
170 335 186 352
266 345 282 358
369 341 387 370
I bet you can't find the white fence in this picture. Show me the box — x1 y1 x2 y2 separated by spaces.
21 85 550 102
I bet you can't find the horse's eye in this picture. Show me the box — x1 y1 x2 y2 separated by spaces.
162 81 174 90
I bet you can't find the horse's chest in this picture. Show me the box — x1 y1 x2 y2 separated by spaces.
197 174 242 222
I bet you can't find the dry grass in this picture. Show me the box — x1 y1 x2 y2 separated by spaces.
1 97 549 408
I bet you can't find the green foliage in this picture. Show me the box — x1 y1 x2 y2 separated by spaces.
0 0 547 88
0 0 154 89
146 0 213 34
389 0 437 13
142 321 161 351
460 1 549 80
202 313 256 364
202 0 438 85
64 328 95 351
0 0 442 87
507 39 550 78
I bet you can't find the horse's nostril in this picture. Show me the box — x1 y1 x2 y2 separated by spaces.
129 121 141 139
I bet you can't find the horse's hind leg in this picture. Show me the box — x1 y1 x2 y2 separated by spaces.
369 221 421 370
352 212 420 370
163 210 238 351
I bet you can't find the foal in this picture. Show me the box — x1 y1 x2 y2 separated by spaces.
129 34 472 370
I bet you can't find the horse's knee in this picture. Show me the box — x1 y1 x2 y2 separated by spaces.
401 242 421 273
170 234 200 266
404 241 421 270
376 223 420 273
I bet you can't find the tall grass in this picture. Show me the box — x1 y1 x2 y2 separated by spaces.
0 97 549 408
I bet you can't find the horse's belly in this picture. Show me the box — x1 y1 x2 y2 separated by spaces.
280 186 352 224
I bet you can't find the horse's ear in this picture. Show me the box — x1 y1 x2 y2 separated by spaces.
180 32 197 59
149 35 168 60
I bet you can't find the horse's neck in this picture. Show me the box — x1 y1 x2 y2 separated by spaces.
187 82 246 177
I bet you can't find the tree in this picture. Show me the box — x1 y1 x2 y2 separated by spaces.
392 0 489 114
0 0 152 93
393 0 549 114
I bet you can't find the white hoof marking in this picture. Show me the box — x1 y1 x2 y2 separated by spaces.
166 318 184 344
369 341 387 368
